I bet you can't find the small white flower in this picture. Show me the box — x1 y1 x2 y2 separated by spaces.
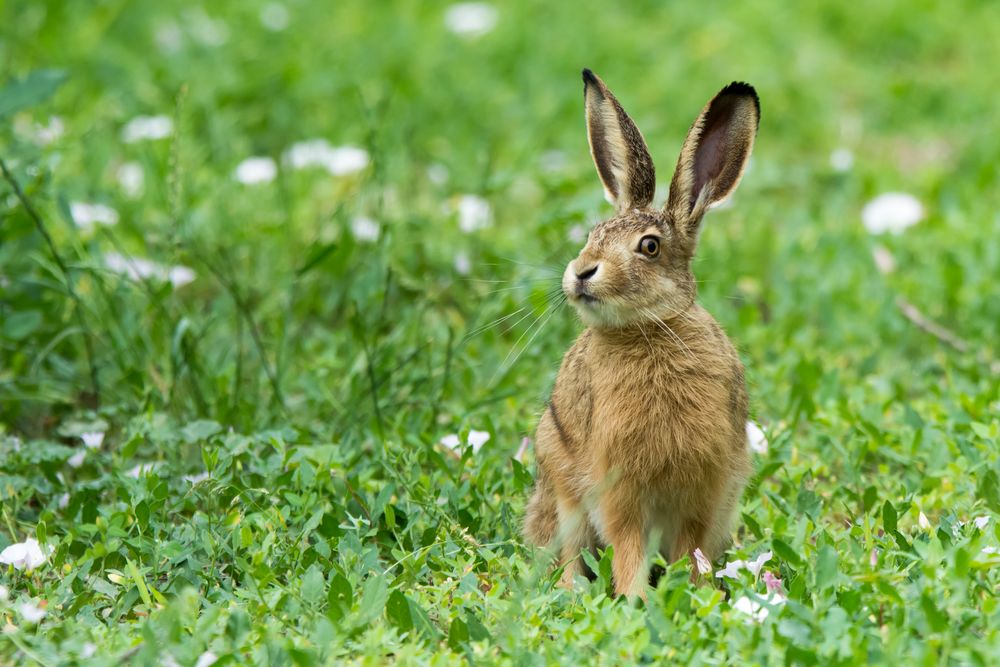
918 511 931 530
444 3 498 37
350 216 380 242
872 245 896 275
103 253 195 288
974 516 990 531
234 157 277 185
980 546 998 556
0 584 8 600
116 161 145 198
81 431 105 450
567 224 588 245
161 654 181 667
195 651 218 667
70 202 119 231
715 559 745 580
731 594 783 624
829 147 854 172
467 429 490 452
440 434 461 450
427 164 449 185
260 2 290 31
870 548 879 568
81 643 97 659
125 463 160 478
746 421 768 455
693 548 713 575
187 9 229 46
456 194 491 232
183 472 209 484
0 538 50 571
453 251 471 276
746 551 772 577
67 451 86 468
58 493 70 509
122 115 173 143
324 146 369 175
862 192 924 235
35 116 65 145
283 140 369 176
19 602 46 624
515 437 531 463
155 22 184 53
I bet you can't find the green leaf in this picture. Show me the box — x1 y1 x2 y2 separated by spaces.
447 617 469 650
327 573 352 622
882 500 898 532
355 575 387 626
772 539 803 568
978 470 1000 512
181 419 223 443
815 544 838 590
385 590 413 632
125 557 153 608
0 69 67 117
3 310 43 340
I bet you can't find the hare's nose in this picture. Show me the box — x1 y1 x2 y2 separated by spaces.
575 264 599 281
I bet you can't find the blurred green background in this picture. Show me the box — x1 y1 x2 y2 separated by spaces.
2 0 999 663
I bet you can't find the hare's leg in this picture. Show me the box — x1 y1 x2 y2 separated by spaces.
524 471 558 547
670 517 710 582
601 489 648 598
556 496 592 588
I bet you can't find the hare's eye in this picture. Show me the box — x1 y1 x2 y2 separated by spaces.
638 236 659 258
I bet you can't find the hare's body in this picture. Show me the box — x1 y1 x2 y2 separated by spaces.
523 70 760 597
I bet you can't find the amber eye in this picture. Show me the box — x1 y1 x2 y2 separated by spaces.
638 236 660 258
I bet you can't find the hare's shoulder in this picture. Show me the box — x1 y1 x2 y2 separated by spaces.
545 329 595 451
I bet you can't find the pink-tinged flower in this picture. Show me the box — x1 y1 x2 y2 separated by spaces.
515 437 531 463
762 570 784 597
974 516 990 531
19 601 46 624
870 548 879 568
918 511 931 530
693 548 713 575
81 431 105 450
67 451 86 468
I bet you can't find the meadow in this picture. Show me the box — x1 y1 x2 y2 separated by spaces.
1 0 1000 663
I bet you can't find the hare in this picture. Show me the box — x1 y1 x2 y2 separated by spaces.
523 69 759 598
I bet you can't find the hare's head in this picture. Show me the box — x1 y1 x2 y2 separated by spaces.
563 69 759 329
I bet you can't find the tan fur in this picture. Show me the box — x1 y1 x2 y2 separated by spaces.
524 71 760 598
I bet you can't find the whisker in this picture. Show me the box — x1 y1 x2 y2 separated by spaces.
492 296 566 384
642 307 693 359
463 305 530 340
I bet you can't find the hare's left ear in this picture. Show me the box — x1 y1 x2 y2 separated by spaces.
666 82 759 230
583 69 656 212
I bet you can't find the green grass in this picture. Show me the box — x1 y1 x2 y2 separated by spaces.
2 0 1000 663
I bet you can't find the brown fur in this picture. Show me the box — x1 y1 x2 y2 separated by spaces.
523 71 760 598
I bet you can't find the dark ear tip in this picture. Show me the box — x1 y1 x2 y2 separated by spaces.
720 81 760 113
582 68 598 85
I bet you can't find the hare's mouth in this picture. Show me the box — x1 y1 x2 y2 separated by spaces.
577 293 598 305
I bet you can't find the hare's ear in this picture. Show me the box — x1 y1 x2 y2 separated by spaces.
666 82 759 230
583 69 656 212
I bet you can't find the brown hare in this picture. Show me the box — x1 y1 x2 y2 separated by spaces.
523 69 759 598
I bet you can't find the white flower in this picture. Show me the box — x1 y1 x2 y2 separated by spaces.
70 202 119 231
103 252 195 288
121 115 173 143
731 594 784 624
19 602 46 624
918 511 931 530
234 157 277 185
693 548 713 575
125 463 160 478
195 651 218 667
116 161 145 198
980 546 998 556
467 429 490 452
746 551 772 577
0 584 7 600
974 516 990 530
440 430 490 453
35 116 65 145
283 140 369 176
155 22 184 53
715 559 745 580
870 548 879 568
746 421 768 455
81 431 105 450
58 493 70 509
861 192 924 235
444 3 498 37
453 251 471 275
81 643 97 659
183 472 209 484
456 194 491 232
0 538 50 571
515 437 531 463
260 2 290 31
567 224 587 244
872 245 896 275
427 164 449 185
350 216 380 242
186 9 229 46
67 451 86 468
829 147 854 172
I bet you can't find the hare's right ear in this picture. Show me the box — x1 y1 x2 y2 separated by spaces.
666 82 759 232
582 69 656 212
